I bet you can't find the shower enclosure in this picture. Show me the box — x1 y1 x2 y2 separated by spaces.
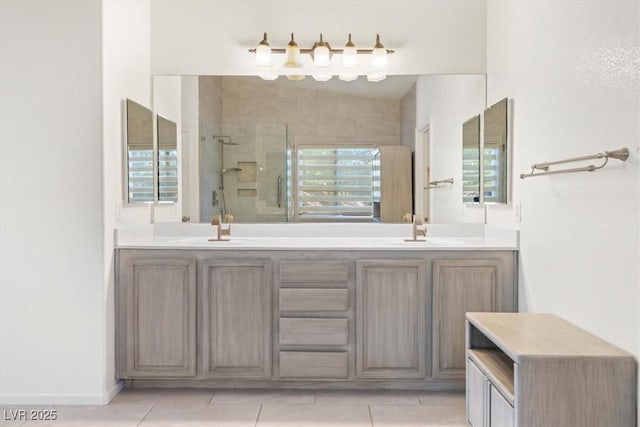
199 123 289 223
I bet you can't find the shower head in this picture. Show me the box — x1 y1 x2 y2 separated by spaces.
222 167 242 173
213 135 239 145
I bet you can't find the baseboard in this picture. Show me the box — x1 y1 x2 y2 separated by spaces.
106 380 124 403
0 381 124 405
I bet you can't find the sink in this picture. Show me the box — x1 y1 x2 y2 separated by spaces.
375 238 466 246
168 237 247 245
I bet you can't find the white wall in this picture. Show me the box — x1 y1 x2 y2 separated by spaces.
416 75 486 223
1 1 106 404
150 0 486 76
485 0 639 409
102 0 152 401
0 0 153 405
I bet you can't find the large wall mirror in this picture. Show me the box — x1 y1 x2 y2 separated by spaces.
125 99 153 204
171 75 420 223
153 74 487 223
483 98 508 203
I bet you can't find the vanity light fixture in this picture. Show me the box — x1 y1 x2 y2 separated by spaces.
367 34 389 82
311 33 332 81
249 33 395 82
255 33 278 81
339 34 358 82
283 33 305 81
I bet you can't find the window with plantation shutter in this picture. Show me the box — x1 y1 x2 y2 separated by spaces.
128 149 154 203
483 140 506 203
158 148 178 201
295 146 375 219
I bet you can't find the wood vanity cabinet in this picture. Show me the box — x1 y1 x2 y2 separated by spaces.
116 254 197 378
116 249 518 388
277 259 352 380
432 255 515 380
116 251 271 380
355 259 427 379
200 259 271 379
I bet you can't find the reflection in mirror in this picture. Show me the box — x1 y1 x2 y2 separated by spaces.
191 75 417 223
483 98 508 203
462 115 480 203
154 74 486 223
125 99 153 203
157 115 178 202
199 126 288 224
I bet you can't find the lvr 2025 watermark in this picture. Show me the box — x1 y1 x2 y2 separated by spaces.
3 409 58 421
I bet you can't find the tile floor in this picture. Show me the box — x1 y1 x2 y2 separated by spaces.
1 388 466 427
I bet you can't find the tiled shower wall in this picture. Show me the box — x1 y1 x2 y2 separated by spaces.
220 77 401 144
216 76 402 221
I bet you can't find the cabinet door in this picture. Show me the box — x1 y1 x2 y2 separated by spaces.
201 259 271 378
490 385 514 427
119 256 196 378
467 359 489 427
356 259 427 379
432 259 500 380
379 145 412 223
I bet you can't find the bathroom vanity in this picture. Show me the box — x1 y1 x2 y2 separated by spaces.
115 224 518 389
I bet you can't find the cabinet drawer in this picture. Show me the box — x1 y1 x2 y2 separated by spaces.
280 318 348 345
279 351 349 378
280 260 349 283
280 288 349 311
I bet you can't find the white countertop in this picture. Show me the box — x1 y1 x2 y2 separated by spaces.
115 223 518 251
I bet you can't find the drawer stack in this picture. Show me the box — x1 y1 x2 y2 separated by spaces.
277 260 351 379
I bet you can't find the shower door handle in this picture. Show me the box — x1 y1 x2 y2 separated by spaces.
277 175 283 208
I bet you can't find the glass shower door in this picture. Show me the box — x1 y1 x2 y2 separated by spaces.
203 122 287 223
255 123 288 222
